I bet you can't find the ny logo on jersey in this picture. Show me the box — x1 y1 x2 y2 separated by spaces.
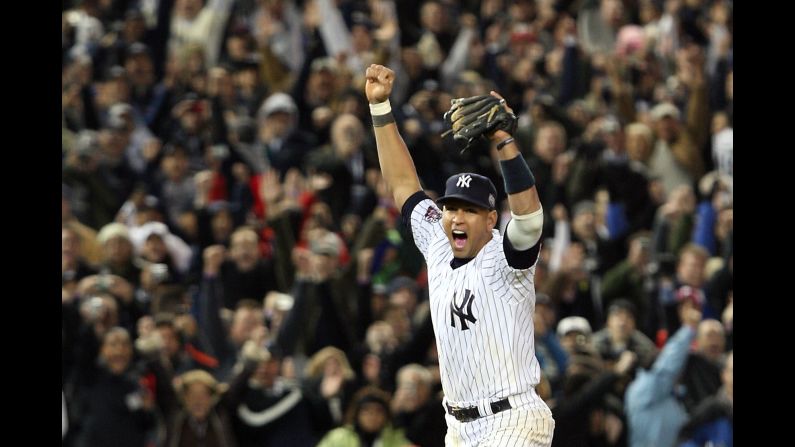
456 175 472 188
450 289 477 330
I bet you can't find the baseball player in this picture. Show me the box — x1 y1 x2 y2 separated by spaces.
365 64 555 446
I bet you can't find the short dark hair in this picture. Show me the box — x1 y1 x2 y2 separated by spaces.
608 299 637 321
345 386 392 425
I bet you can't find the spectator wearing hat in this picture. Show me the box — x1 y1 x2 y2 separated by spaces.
250 92 316 177
592 299 658 370
165 369 236 447
556 316 594 357
318 386 410 447
130 221 193 277
96 222 142 287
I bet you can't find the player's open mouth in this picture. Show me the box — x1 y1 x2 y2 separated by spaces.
452 230 468 249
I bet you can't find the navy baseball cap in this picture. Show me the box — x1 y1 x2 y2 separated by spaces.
436 173 498 211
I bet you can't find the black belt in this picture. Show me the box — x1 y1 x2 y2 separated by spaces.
446 398 512 423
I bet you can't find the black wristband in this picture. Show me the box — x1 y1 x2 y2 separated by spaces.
499 155 536 194
372 112 396 127
496 137 515 151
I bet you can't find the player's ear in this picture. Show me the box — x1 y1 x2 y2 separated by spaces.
487 210 497 231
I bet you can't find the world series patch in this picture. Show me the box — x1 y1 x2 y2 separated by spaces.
424 206 442 223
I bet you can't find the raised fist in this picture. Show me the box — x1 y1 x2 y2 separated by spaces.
365 64 395 104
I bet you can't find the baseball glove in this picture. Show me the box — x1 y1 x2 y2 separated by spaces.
441 95 517 152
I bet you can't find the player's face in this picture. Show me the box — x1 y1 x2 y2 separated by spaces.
442 200 497 258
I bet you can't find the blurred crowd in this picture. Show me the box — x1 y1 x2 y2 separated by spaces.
62 0 733 446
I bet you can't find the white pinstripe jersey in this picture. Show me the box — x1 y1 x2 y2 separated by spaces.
405 193 542 407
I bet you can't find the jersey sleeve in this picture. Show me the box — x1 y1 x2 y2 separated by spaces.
401 191 447 258
502 232 542 270
489 235 541 304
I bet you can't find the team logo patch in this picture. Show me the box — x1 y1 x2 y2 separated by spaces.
450 289 477 330
488 194 495 208
424 206 442 222
456 174 472 188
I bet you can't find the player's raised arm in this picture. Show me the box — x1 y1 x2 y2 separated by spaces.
491 118 544 251
486 93 542 218
444 91 543 252
365 64 423 210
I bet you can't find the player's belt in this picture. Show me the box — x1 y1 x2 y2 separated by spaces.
446 398 512 423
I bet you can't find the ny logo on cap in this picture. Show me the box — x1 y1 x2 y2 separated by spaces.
456 175 472 188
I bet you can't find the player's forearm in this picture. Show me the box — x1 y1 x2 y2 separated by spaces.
365 65 422 209
372 116 422 209
492 134 541 215
492 133 544 249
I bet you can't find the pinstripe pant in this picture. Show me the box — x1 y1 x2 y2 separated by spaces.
443 402 554 447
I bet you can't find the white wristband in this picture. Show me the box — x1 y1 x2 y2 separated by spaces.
369 99 392 116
